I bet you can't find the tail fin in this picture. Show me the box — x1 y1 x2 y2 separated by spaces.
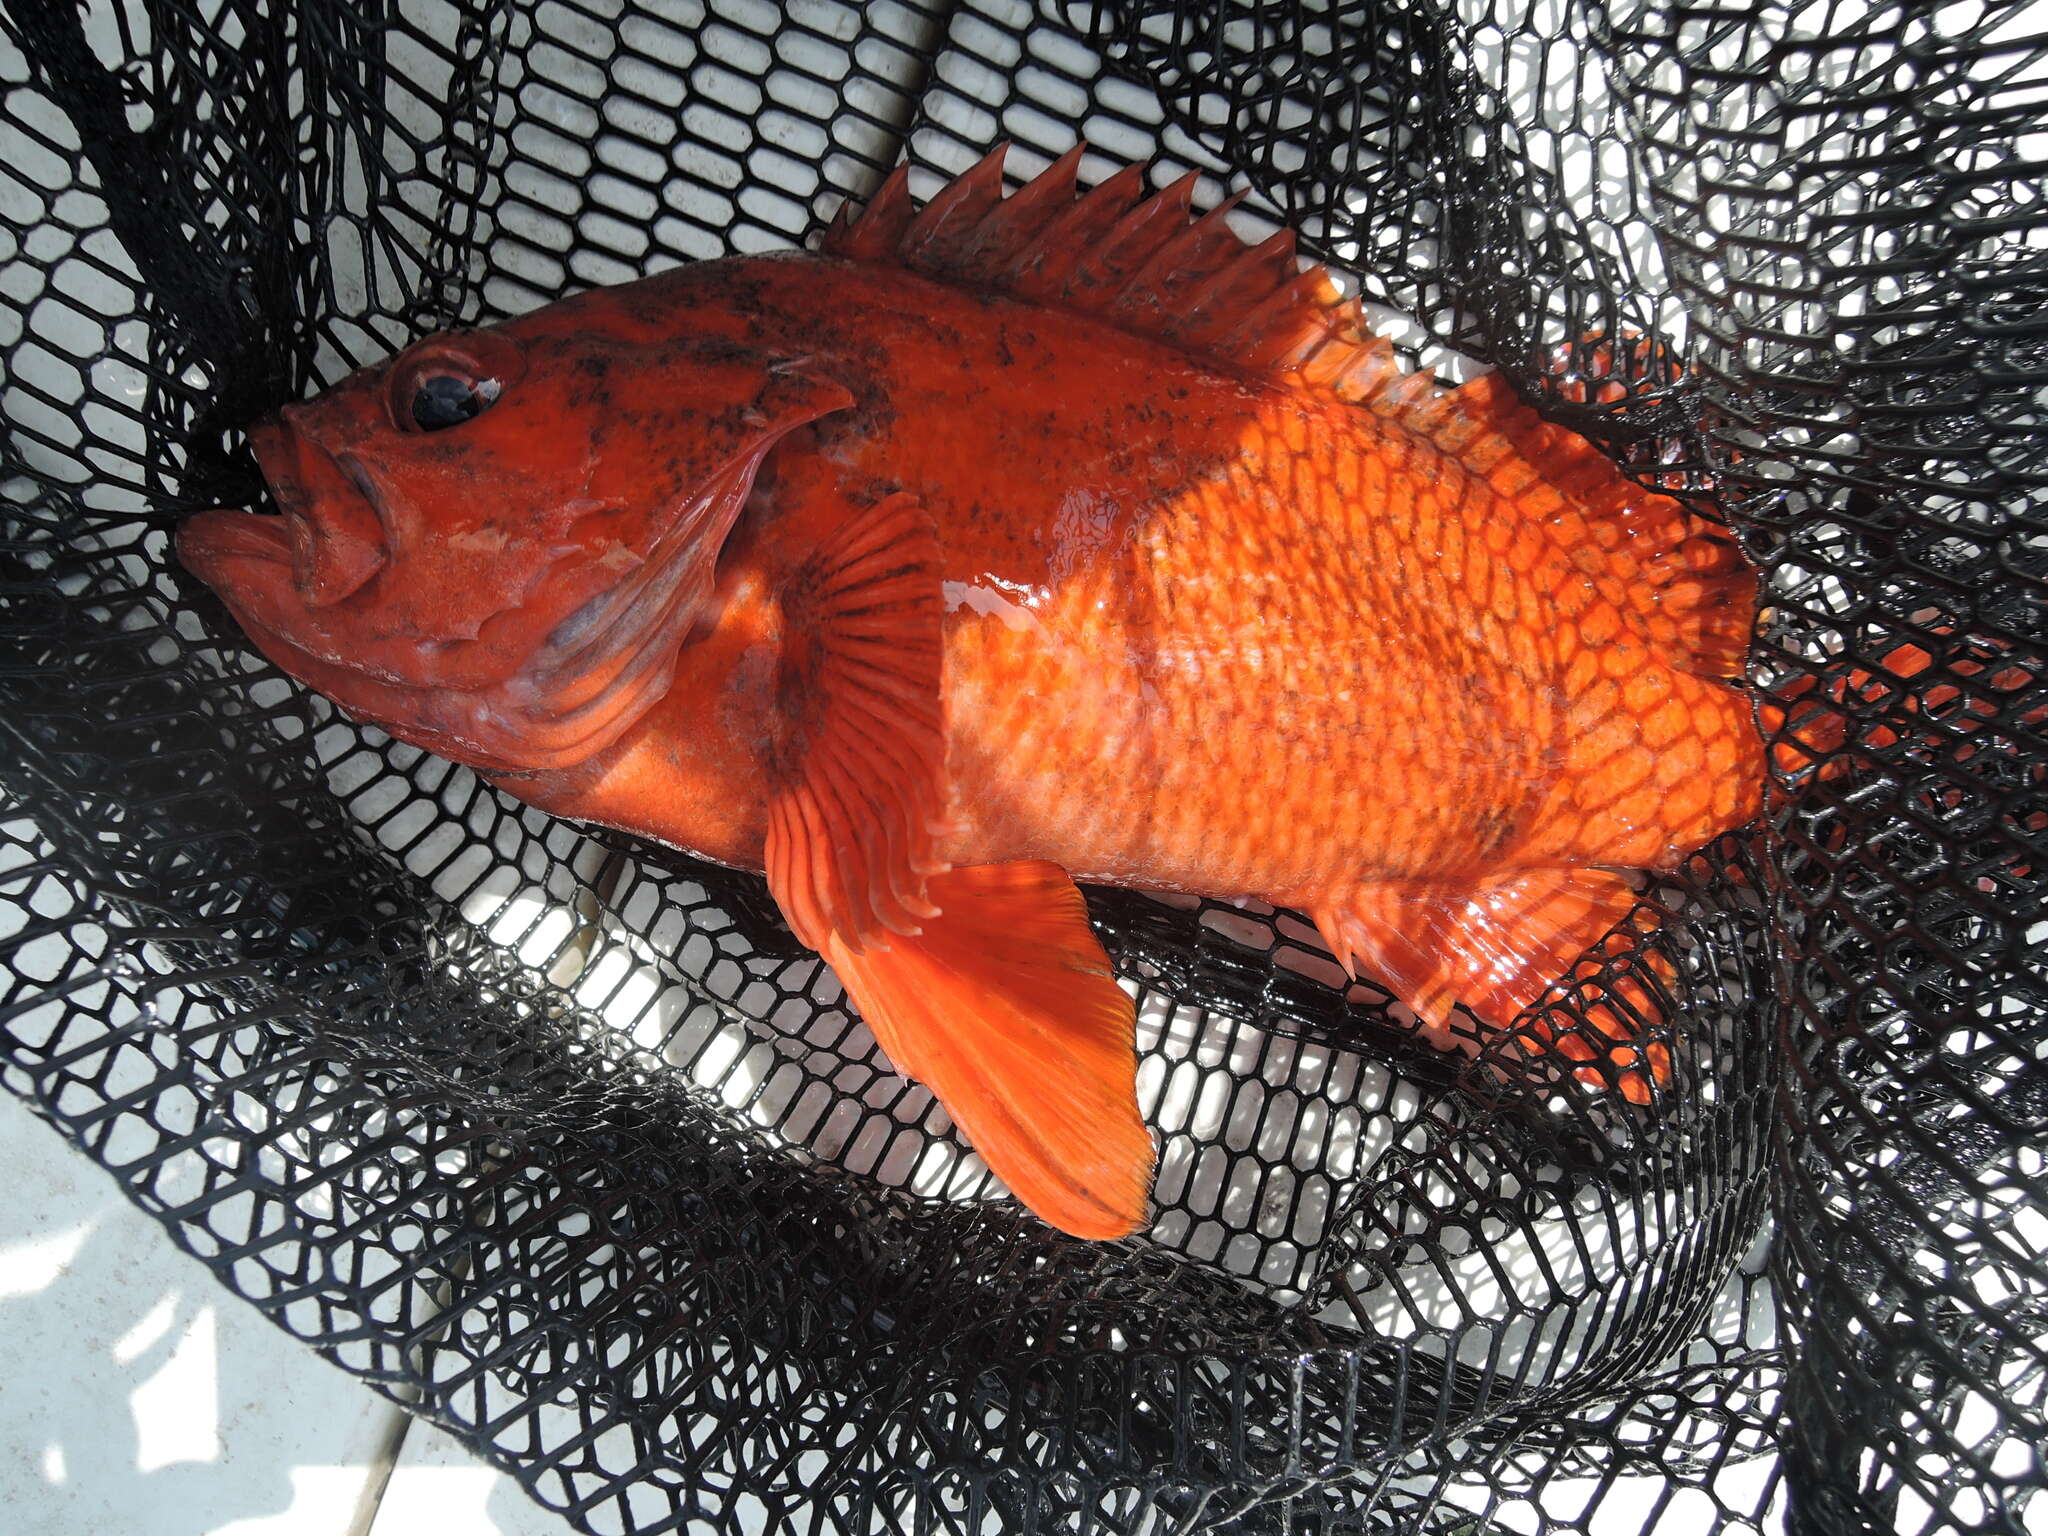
1760 635 2042 784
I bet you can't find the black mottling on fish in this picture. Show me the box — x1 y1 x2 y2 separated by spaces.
705 402 761 439
1472 802 1520 860
698 264 772 323
841 477 902 510
675 335 756 368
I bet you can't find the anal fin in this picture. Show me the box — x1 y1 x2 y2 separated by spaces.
1311 867 1672 1101
823 862 1152 1240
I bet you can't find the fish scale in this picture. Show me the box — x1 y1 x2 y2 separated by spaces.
180 145 1772 1237
947 383 1603 895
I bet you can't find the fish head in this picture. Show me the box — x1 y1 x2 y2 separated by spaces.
179 293 852 774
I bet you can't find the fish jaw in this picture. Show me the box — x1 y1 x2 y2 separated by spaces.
180 430 791 776
245 413 389 607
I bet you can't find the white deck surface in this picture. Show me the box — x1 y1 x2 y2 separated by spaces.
1 1089 574 1536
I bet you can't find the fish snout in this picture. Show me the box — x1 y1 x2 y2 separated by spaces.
254 408 391 609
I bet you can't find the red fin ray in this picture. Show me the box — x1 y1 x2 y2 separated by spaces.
1311 867 1671 1099
1080 169 1198 273
1007 162 1151 301
897 146 1010 266
821 144 1387 380
1222 267 1351 370
1108 194 1249 322
1170 229 1303 351
763 491 946 953
754 488 1153 1237
824 862 1152 1240
1296 329 1408 400
1763 633 2046 783
823 163 915 261
938 145 1086 284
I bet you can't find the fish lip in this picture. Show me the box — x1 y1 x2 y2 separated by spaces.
178 505 295 572
177 413 301 579
194 413 379 605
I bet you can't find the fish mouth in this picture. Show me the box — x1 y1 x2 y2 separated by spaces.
179 415 392 652
182 417 391 610
180 428 788 776
180 500 295 572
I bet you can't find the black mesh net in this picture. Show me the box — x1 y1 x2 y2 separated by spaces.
2 0 2043 1530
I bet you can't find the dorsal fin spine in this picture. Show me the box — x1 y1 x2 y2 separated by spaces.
945 148 1083 284
827 150 1372 394
900 147 1008 266
830 164 914 261
1108 193 1246 321
1227 268 1343 366
1171 229 1296 349
1012 163 1147 298
1298 328 1399 399
984 146 1084 250
1069 172 1199 306
820 148 1751 683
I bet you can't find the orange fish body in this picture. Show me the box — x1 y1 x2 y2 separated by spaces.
180 149 1765 1240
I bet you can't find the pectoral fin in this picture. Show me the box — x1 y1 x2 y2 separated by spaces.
763 490 947 950
760 491 1150 1238
823 863 1151 1240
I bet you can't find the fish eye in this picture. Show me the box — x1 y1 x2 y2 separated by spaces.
408 371 501 432
386 332 523 433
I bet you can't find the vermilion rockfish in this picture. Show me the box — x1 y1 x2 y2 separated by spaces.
180 147 1769 1239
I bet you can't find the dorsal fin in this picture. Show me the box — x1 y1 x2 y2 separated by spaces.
823 148 1751 680
822 144 1398 391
